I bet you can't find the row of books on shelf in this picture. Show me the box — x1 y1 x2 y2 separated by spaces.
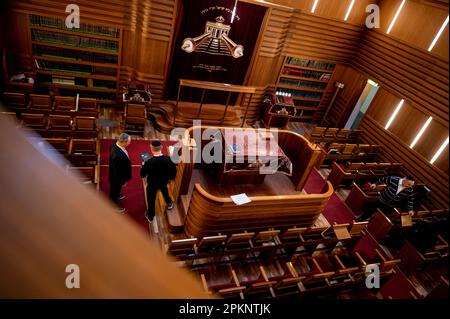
276 89 323 100
33 44 119 64
282 68 332 80
279 78 327 90
35 59 117 77
32 29 119 52
37 73 116 90
30 15 120 38
286 57 335 70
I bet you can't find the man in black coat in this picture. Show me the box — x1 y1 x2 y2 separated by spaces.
109 133 132 212
140 140 177 222
356 175 415 221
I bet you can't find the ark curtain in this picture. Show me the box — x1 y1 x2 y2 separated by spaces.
165 0 266 103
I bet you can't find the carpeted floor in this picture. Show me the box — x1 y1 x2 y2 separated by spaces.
304 167 356 224
99 139 176 236
99 140 355 234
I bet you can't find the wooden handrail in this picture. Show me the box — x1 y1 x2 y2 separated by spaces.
193 181 334 203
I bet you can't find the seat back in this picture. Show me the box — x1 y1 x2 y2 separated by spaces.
252 230 280 245
74 116 97 131
54 96 76 112
21 113 45 128
167 238 198 255
323 128 339 138
196 235 227 250
367 209 394 242
348 221 368 236
45 138 69 154
78 99 98 112
342 144 356 154
48 115 72 129
280 227 306 242
126 104 146 118
69 139 97 155
226 232 255 247
311 126 326 137
3 92 27 108
30 94 52 110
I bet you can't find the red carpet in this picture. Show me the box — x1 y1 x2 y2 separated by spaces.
99 139 176 235
304 168 356 224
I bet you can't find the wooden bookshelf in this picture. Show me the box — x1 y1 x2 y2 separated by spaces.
275 56 336 123
29 14 122 104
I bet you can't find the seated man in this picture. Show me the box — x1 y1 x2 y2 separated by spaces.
356 175 415 221
140 140 177 222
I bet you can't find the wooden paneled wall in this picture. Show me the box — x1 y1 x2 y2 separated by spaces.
281 12 365 64
377 0 449 60
360 115 448 209
320 65 368 127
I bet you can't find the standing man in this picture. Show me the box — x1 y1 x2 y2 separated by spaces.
140 140 177 222
356 175 415 221
109 133 132 212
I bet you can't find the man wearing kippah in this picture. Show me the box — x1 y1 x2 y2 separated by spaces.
140 140 177 222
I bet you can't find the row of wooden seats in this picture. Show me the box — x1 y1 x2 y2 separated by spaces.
317 143 382 168
305 126 363 144
2 92 100 116
165 221 369 262
18 113 99 138
195 231 400 299
43 138 99 166
327 161 403 189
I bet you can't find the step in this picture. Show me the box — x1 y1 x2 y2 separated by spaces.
165 202 185 234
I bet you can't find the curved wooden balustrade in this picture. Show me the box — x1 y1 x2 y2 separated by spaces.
185 181 333 238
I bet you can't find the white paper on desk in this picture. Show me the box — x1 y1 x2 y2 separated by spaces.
230 193 252 205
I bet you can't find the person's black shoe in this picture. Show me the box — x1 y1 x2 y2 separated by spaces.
118 194 125 200
355 216 366 222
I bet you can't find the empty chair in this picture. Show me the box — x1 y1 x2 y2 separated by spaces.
29 94 52 112
73 116 99 138
323 128 339 138
69 138 98 166
47 115 73 136
165 237 198 257
195 235 227 254
234 264 276 298
54 96 76 113
2 92 27 110
262 261 304 297
367 209 394 242
44 138 69 155
226 232 255 249
197 265 244 299
342 144 356 154
20 113 46 131
302 225 329 240
279 227 306 243
252 230 280 246
336 128 351 140
322 223 351 241
348 221 368 237
77 98 99 115
124 104 146 136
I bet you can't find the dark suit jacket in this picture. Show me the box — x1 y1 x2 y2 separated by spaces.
109 143 132 185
